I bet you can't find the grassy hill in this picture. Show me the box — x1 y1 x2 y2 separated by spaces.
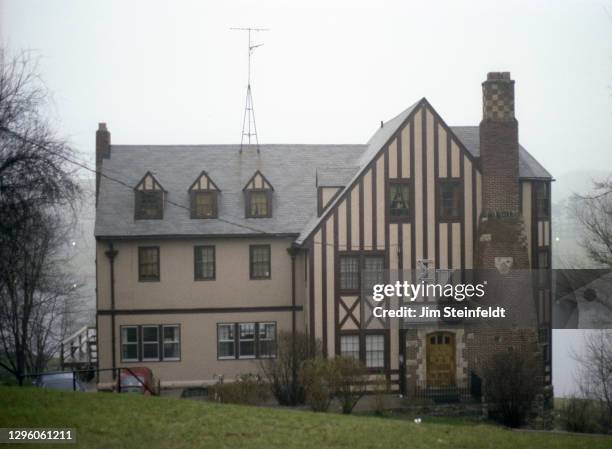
0 387 610 449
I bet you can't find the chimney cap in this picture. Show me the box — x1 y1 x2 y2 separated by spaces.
98 122 108 131
486 72 511 81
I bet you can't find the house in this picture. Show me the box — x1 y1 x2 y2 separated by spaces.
95 72 553 395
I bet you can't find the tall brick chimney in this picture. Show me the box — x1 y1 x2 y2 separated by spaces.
95 123 111 206
480 72 519 216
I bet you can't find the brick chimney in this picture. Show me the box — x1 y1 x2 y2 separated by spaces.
95 123 111 206
479 72 519 216
476 72 529 271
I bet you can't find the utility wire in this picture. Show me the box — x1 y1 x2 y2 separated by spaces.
1 125 403 249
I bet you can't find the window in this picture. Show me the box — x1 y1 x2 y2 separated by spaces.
389 182 411 220
142 326 159 361
135 190 164 219
162 325 180 360
535 183 549 218
340 335 360 360
138 247 160 282
217 322 277 360
250 245 271 279
363 256 385 293
365 334 385 368
247 191 271 218
194 246 215 280
120 325 180 362
191 191 218 218
217 324 235 359
439 180 462 220
238 323 256 358
339 256 359 291
258 322 277 358
121 326 139 362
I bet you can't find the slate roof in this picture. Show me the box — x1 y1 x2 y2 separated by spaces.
95 104 552 240
451 126 553 180
94 145 363 238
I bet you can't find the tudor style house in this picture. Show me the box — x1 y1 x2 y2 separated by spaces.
95 72 552 394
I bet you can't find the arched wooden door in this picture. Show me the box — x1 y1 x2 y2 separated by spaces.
426 332 455 387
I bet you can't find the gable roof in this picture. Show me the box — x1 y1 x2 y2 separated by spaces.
95 100 552 241
295 103 553 246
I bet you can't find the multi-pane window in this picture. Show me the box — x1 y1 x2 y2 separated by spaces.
162 325 180 360
363 256 385 293
439 180 462 220
191 191 217 219
138 247 160 282
340 335 360 360
250 245 271 279
217 322 277 359
365 334 385 368
339 256 359 291
217 324 235 359
535 183 549 218
389 182 411 220
121 326 139 362
120 325 180 362
238 323 256 358
258 322 277 358
247 191 271 218
142 326 160 361
194 246 215 280
135 190 164 219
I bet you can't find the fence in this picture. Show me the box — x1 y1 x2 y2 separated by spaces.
407 372 482 403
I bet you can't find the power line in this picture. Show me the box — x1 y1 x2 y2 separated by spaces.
0 126 274 236
1 126 401 249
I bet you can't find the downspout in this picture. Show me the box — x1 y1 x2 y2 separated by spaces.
287 246 298 404
105 242 118 379
288 247 298 339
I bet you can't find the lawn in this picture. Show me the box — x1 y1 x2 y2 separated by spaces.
0 387 610 449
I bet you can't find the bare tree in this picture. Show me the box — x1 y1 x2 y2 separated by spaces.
571 178 612 267
573 331 612 425
0 51 80 384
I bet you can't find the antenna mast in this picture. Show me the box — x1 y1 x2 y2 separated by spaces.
231 27 268 154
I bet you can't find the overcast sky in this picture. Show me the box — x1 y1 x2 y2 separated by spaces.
2 0 612 180
3 0 611 396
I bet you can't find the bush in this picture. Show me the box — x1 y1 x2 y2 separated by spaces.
370 374 391 416
300 358 335 412
483 350 542 427
331 356 368 414
560 397 611 434
258 331 321 406
209 373 269 405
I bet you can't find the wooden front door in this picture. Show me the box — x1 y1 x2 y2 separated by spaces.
426 332 455 387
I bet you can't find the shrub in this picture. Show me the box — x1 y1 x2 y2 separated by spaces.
258 331 321 406
300 358 335 412
209 373 269 405
331 356 368 414
370 374 391 416
560 397 598 433
483 350 542 427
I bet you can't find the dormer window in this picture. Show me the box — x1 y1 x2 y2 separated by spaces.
243 171 273 218
189 171 220 219
134 172 165 220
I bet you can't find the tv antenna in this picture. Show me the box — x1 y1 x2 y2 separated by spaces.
231 27 268 153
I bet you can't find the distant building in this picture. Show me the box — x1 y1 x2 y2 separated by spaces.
95 73 552 396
